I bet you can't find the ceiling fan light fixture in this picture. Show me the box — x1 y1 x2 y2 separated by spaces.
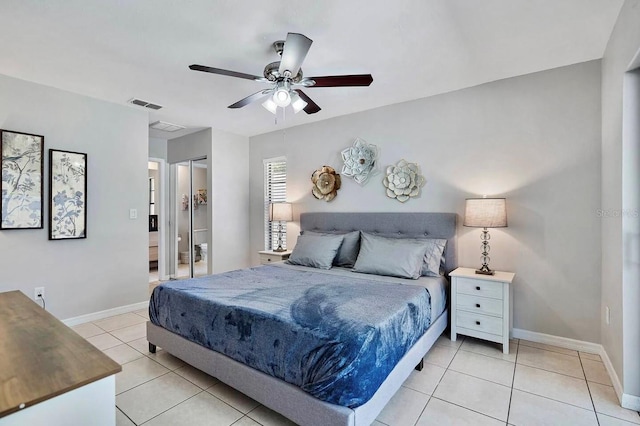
262 97 278 114
291 92 308 114
273 87 291 107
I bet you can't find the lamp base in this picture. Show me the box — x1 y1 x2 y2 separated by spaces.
475 263 495 275
273 246 286 252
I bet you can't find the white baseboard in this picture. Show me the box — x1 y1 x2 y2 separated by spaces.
600 350 640 411
621 393 640 412
512 328 601 353
513 327 640 411
599 346 627 405
62 301 149 327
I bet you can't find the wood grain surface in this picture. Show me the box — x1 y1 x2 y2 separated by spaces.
0 290 121 418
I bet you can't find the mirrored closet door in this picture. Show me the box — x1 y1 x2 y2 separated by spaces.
170 158 209 279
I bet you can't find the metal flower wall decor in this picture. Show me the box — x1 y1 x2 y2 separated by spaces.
383 159 425 203
311 165 341 202
340 138 379 185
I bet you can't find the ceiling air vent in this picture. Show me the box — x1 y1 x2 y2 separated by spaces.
149 121 186 132
128 98 163 110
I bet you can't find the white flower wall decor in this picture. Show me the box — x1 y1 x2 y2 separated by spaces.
383 159 426 203
311 165 341 202
340 138 379 185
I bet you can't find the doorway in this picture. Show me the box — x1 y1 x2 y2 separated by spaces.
148 159 165 284
172 158 209 279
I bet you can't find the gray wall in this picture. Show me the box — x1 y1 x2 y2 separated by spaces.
210 128 251 272
0 73 149 320
601 0 640 399
250 61 602 343
149 137 167 160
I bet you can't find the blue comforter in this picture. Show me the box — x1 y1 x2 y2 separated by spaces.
149 265 432 407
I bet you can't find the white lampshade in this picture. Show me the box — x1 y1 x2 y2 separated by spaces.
272 87 291 107
262 97 278 114
291 92 308 114
464 198 507 228
269 202 293 222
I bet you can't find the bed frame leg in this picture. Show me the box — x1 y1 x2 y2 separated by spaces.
415 359 424 371
149 343 157 353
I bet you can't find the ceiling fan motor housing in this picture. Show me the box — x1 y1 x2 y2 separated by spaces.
263 61 303 82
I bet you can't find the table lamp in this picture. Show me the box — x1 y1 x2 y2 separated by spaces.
464 198 508 275
269 202 293 252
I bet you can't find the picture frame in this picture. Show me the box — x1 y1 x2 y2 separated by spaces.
0 129 44 230
49 149 87 240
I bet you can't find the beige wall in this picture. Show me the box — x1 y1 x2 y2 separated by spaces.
250 61 603 343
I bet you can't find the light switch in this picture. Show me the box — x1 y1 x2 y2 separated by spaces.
129 208 138 219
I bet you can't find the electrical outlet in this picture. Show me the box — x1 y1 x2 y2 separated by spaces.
34 287 45 301
129 208 138 219
605 306 610 325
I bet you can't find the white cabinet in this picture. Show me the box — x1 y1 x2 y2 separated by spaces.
450 267 515 354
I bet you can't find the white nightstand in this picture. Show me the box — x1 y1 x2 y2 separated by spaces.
258 250 292 265
450 267 515 354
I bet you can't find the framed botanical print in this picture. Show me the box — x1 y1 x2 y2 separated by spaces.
49 149 87 240
0 129 44 229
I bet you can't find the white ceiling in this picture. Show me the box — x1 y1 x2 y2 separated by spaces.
0 0 623 138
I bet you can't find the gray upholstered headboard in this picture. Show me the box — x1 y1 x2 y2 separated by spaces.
300 212 458 274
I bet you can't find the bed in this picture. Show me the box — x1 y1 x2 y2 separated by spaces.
147 212 457 426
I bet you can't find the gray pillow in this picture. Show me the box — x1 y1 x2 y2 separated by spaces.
421 239 447 277
302 230 360 267
353 233 430 279
287 234 344 270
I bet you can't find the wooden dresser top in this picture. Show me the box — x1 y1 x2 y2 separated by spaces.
0 290 121 418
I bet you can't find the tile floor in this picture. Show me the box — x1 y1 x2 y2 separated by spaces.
73 313 640 426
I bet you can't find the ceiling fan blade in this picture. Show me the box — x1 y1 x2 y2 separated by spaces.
278 33 312 77
228 90 271 109
307 74 373 87
189 64 262 81
295 89 321 114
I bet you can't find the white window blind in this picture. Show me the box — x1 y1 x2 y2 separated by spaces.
264 158 287 250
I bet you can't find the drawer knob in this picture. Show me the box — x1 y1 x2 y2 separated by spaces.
475 320 481 325
475 286 481 290
267 258 271 262
475 303 480 308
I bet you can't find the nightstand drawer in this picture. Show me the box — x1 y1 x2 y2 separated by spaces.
456 277 503 300
456 311 503 336
456 294 503 317
259 253 290 265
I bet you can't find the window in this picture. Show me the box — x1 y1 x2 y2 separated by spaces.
264 157 287 250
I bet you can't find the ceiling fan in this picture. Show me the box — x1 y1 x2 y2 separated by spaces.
189 32 373 115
